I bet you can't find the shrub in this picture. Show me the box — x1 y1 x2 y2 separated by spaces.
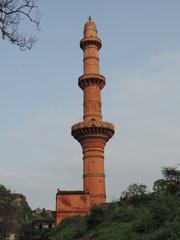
87 205 107 228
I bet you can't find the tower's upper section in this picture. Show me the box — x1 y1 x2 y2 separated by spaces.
72 18 114 141
80 17 102 76
78 18 105 92
84 17 98 38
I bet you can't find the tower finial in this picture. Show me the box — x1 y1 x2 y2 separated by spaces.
89 16 91 21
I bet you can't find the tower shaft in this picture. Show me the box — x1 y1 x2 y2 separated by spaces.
72 19 114 205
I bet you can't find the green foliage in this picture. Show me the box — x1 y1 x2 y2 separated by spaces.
109 202 138 222
48 193 180 240
161 167 180 194
162 167 180 183
49 216 87 240
127 183 148 196
153 167 180 195
87 205 107 228
122 183 150 206
153 179 167 194
47 166 180 240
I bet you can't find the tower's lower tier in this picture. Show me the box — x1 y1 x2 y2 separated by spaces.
71 121 114 205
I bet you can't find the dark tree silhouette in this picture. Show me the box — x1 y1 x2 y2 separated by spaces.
0 0 40 50
162 167 180 184
161 166 180 194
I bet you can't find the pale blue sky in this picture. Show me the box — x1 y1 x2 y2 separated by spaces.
0 0 180 209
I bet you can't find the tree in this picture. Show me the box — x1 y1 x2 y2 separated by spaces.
153 167 180 195
162 167 180 184
153 179 167 194
87 205 106 228
161 167 180 194
126 183 148 197
0 0 40 50
121 183 149 205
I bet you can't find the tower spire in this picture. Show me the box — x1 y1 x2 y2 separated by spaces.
71 19 115 205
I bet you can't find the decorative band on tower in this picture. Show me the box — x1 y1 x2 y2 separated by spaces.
71 18 115 205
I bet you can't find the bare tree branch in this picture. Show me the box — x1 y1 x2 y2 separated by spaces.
0 0 40 50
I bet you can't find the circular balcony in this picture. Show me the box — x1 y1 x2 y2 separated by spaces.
78 74 105 90
71 121 115 142
80 37 102 50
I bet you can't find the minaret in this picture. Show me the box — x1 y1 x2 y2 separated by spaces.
71 18 114 205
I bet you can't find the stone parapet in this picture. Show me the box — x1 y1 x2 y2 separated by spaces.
56 190 89 195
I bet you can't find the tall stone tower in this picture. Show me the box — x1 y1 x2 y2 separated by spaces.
71 17 115 205
56 18 114 224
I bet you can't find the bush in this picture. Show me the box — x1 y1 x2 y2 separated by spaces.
87 205 107 228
